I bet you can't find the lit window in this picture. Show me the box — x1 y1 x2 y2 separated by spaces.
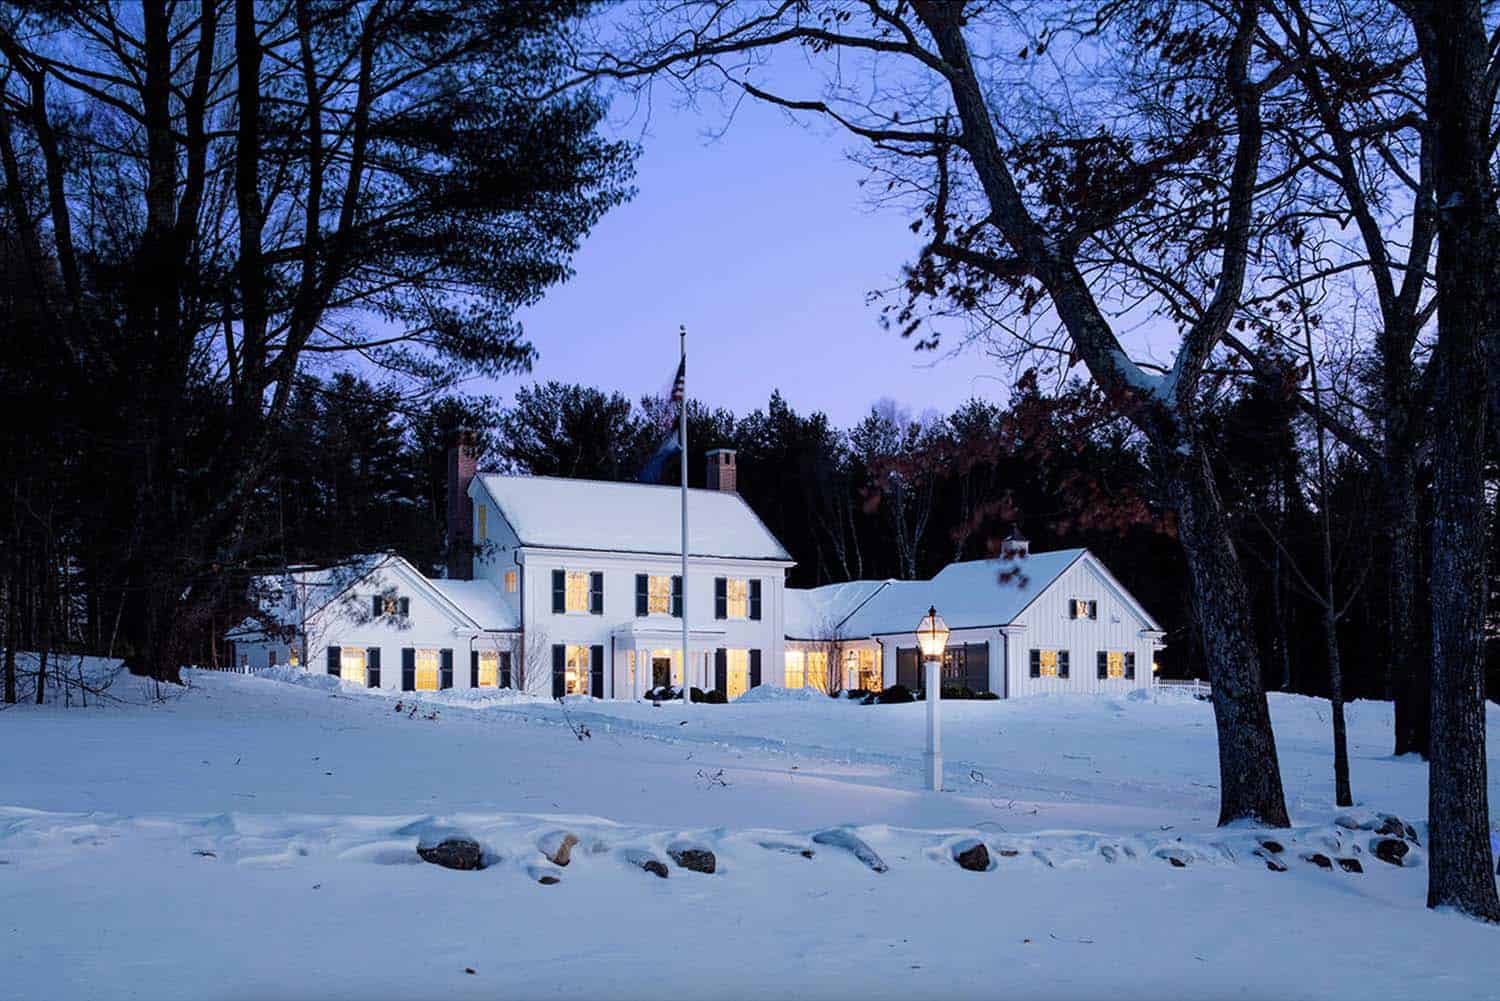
1039 650 1059 678
726 578 749 619
415 648 439 691
806 651 830 693
289 651 299 667
727 649 749 700
565 645 591 695
504 570 517 593
784 650 805 689
478 650 499 687
647 575 673 615
342 647 368 686
1107 651 1124 679
478 506 488 541
848 648 878 691
565 571 590 613
1069 598 1098 621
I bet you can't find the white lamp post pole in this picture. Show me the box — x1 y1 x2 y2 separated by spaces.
924 654 942 791
915 605 949 793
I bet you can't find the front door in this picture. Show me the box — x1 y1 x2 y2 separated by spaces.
652 656 672 688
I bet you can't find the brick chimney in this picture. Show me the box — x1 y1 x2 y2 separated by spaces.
706 449 737 493
446 429 477 579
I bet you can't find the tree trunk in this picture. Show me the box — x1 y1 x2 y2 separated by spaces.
1411 0 1500 922
1325 604 1353 808
1387 455 1428 756
1159 443 1292 828
4 567 16 704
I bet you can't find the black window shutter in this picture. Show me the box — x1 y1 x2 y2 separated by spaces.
1098 651 1108 680
1068 600 1078 620
590 644 604 698
897 647 919 689
749 649 762 689
471 650 480 688
552 570 566 613
635 574 649 616
372 594 383 618
1059 650 1070 678
749 580 762 621
500 651 512 688
440 649 454 689
367 648 381 688
714 577 727 620
551 645 566 699
714 648 727 694
327 645 341 678
398 597 410 617
1089 600 1098 620
1125 652 1136 680
672 576 683 617
401 648 415 691
590 572 604 615
1029 649 1041 678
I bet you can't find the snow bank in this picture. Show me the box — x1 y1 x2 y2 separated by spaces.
253 665 343 692
734 685 837 704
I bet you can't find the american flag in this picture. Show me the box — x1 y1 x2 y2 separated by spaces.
670 356 686 402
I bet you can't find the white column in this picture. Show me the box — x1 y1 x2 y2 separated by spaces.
925 657 943 791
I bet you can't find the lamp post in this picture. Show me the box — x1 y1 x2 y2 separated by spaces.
916 605 950 792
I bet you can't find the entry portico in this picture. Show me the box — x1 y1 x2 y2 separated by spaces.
611 623 728 698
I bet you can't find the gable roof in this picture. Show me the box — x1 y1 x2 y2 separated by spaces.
784 580 892 640
785 548 1158 640
472 474 794 562
228 552 519 639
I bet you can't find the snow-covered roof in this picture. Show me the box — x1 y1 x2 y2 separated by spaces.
241 553 395 633
785 548 1157 640
427 579 519 631
473 474 794 562
784 580 893 640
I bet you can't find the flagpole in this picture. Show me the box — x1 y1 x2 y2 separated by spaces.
679 324 690 710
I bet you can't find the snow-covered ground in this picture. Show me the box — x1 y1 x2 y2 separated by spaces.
3 665 1498 999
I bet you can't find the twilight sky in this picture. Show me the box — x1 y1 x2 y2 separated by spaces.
479 93 1013 427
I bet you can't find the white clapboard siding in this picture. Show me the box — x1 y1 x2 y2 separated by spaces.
1003 557 1155 698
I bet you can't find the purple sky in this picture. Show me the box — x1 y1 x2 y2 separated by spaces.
477 95 1013 427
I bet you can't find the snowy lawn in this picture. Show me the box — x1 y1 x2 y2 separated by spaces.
2 666 1497 999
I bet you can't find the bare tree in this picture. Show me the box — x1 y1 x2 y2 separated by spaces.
578 0 1292 826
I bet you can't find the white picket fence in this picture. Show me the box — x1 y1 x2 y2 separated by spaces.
1153 677 1211 698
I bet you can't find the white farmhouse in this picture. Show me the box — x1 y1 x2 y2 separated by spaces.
228 444 792 699
784 532 1166 697
227 440 1162 700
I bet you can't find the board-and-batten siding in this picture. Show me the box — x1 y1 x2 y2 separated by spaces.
1003 557 1154 698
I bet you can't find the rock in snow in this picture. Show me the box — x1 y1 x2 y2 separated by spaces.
1374 839 1410 866
953 841 991 872
417 837 484 871
812 828 888 873
668 848 717 874
540 831 580 867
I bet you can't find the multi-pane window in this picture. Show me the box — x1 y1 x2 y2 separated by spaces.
806 651 830 693
478 650 499 687
847 649 878 691
341 647 368 686
784 650 805 689
1106 651 1124 679
1097 650 1136 680
504 570 517 593
725 578 749 619
1069 598 1098 620
1030 648 1069 679
726 649 750 700
647 575 673 615
415 648 440 691
564 571 590 613
565 645 591 695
